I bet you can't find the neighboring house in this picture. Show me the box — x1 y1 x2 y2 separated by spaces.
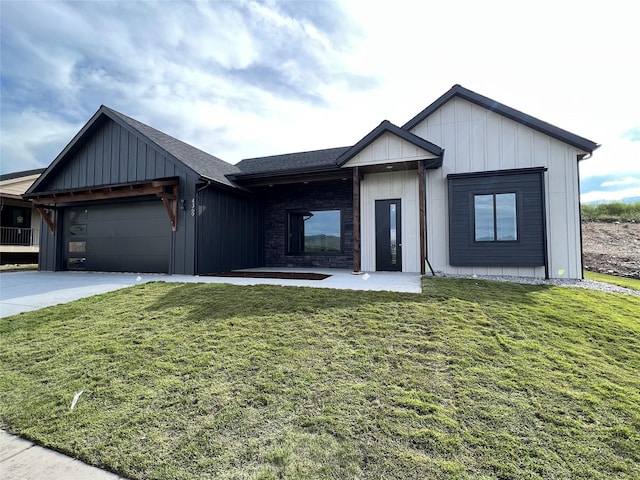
24 85 598 279
1 168 45 264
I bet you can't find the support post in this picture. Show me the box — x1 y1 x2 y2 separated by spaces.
353 166 361 272
418 161 426 275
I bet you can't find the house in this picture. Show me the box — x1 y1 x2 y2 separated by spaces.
24 85 599 279
1 168 45 264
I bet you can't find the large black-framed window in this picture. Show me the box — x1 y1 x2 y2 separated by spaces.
474 192 518 242
287 209 342 254
448 168 546 267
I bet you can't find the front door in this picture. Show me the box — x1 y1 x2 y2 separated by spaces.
375 199 402 271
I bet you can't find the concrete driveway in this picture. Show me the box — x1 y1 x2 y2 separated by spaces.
0 269 422 318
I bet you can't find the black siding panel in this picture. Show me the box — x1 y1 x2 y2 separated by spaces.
38 211 62 271
196 188 263 274
448 170 545 266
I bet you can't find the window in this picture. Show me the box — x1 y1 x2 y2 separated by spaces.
288 209 341 254
474 193 517 242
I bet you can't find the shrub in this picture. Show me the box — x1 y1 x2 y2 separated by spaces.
581 201 640 222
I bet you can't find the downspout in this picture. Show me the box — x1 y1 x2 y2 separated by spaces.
577 154 590 280
194 179 213 275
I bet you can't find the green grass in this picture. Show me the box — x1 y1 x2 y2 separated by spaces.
1 279 639 479
0 263 38 272
584 270 640 291
581 201 640 222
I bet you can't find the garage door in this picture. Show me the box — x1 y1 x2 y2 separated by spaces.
65 201 171 273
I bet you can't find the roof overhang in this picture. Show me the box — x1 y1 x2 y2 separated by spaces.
403 84 600 154
229 165 348 187
336 120 444 168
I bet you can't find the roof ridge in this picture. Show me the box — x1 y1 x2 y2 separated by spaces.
402 84 599 153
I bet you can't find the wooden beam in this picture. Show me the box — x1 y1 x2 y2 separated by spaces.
161 198 177 231
160 183 179 231
31 183 165 205
28 178 180 232
29 179 179 206
353 166 361 273
418 161 426 275
35 205 56 234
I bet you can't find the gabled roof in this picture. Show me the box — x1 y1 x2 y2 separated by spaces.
0 168 46 182
235 146 350 176
402 84 600 154
336 120 444 166
28 106 241 194
105 107 240 187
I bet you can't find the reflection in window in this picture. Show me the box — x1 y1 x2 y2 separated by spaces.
69 225 87 236
67 257 86 270
69 241 87 253
474 193 517 242
390 203 397 265
496 193 517 240
288 210 341 253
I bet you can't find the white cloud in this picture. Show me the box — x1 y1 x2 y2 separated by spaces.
581 186 640 203
600 177 640 188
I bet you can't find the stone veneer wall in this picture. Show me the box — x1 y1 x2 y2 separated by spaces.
262 181 353 269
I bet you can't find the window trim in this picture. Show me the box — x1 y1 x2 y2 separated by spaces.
286 208 344 255
472 192 519 243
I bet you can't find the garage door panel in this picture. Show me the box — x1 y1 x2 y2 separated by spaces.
65 201 171 273
88 237 169 256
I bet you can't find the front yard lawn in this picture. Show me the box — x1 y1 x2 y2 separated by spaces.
584 270 640 291
1 278 639 479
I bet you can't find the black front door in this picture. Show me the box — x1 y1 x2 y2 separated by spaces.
375 199 402 271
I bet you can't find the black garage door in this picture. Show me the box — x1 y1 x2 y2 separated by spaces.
64 201 171 273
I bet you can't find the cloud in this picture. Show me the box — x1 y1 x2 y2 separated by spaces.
0 0 376 173
622 127 640 142
581 186 640 203
600 177 640 188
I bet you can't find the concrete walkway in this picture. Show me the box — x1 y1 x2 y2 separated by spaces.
0 269 422 318
0 430 124 479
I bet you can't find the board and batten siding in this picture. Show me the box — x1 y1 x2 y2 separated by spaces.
345 132 437 167
410 97 586 279
196 188 263 274
360 170 421 273
36 117 200 275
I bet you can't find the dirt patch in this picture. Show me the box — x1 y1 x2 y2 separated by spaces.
582 222 640 279
207 271 331 280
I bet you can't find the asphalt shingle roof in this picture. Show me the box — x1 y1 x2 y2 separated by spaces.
105 107 241 188
235 146 350 176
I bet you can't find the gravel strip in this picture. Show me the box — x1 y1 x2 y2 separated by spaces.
442 274 640 297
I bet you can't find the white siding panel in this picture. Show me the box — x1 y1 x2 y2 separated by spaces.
500 120 517 170
516 125 534 167
441 101 456 124
360 170 421 272
343 132 437 168
410 97 583 279
485 112 502 171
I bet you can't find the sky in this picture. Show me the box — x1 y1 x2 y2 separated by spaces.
1 0 638 202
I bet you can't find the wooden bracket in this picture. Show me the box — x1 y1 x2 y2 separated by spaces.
157 183 178 232
35 205 56 234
